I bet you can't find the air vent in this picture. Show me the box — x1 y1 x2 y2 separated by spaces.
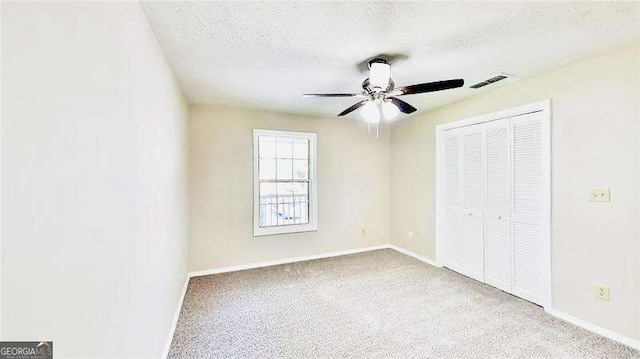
470 74 511 89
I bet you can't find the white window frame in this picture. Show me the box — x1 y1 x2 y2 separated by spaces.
253 129 318 236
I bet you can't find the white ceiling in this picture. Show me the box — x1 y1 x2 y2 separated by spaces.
141 1 640 118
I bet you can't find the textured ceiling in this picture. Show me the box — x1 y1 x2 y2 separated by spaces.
141 1 640 119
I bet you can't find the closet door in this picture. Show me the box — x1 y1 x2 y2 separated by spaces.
460 125 484 282
440 129 463 272
484 119 511 292
511 112 545 305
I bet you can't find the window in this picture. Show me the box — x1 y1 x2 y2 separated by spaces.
253 129 317 236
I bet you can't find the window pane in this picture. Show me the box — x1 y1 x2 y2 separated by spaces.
277 158 293 180
276 183 293 226
293 159 308 180
291 182 308 196
277 182 294 202
293 182 309 224
259 136 276 158
275 182 309 226
259 158 276 180
259 182 277 227
297 202 309 224
259 182 277 201
293 138 309 159
277 137 293 159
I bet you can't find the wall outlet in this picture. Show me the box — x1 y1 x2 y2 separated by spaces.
360 228 366 236
595 285 610 301
589 187 611 202
408 230 414 240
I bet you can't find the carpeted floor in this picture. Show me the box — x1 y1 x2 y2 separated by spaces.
168 249 640 358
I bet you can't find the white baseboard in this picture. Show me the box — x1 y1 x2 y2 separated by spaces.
166 246 640 357
388 244 442 268
161 244 439 358
187 244 443 279
188 244 391 278
545 308 640 351
162 275 190 359
169 243 437 358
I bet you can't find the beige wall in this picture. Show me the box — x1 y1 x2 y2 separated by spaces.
390 43 640 340
189 106 389 271
2 3 188 358
2 2 638 354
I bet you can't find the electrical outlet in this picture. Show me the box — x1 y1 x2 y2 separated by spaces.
589 188 611 202
360 228 366 236
595 285 610 301
408 230 414 240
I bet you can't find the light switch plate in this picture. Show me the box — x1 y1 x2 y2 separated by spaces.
595 285 610 301
588 188 611 202
408 231 414 240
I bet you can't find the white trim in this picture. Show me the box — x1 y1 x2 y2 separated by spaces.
166 245 437 357
437 100 549 132
252 129 318 237
165 246 640 357
187 245 446 278
435 100 552 308
435 129 441 270
162 276 190 359
188 245 391 278
545 308 640 351
389 245 442 267
167 244 640 354
540 100 552 309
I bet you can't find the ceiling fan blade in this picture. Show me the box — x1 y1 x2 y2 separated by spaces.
388 97 417 114
393 79 464 96
338 100 369 116
303 93 368 98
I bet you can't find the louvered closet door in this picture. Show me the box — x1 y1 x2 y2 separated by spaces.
440 129 463 272
484 119 511 293
511 112 545 305
460 125 484 282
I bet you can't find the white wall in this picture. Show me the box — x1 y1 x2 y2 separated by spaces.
189 105 389 272
390 43 640 341
2 3 188 358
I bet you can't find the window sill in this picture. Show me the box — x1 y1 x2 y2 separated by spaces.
253 224 317 237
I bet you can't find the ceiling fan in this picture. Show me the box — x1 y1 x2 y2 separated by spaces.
303 58 464 124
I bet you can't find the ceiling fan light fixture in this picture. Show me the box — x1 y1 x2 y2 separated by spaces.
303 57 464 131
360 101 380 123
369 61 391 89
382 101 400 121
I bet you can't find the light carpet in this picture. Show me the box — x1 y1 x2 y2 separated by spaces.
168 249 639 358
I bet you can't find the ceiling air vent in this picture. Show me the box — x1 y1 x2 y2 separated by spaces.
469 74 512 89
